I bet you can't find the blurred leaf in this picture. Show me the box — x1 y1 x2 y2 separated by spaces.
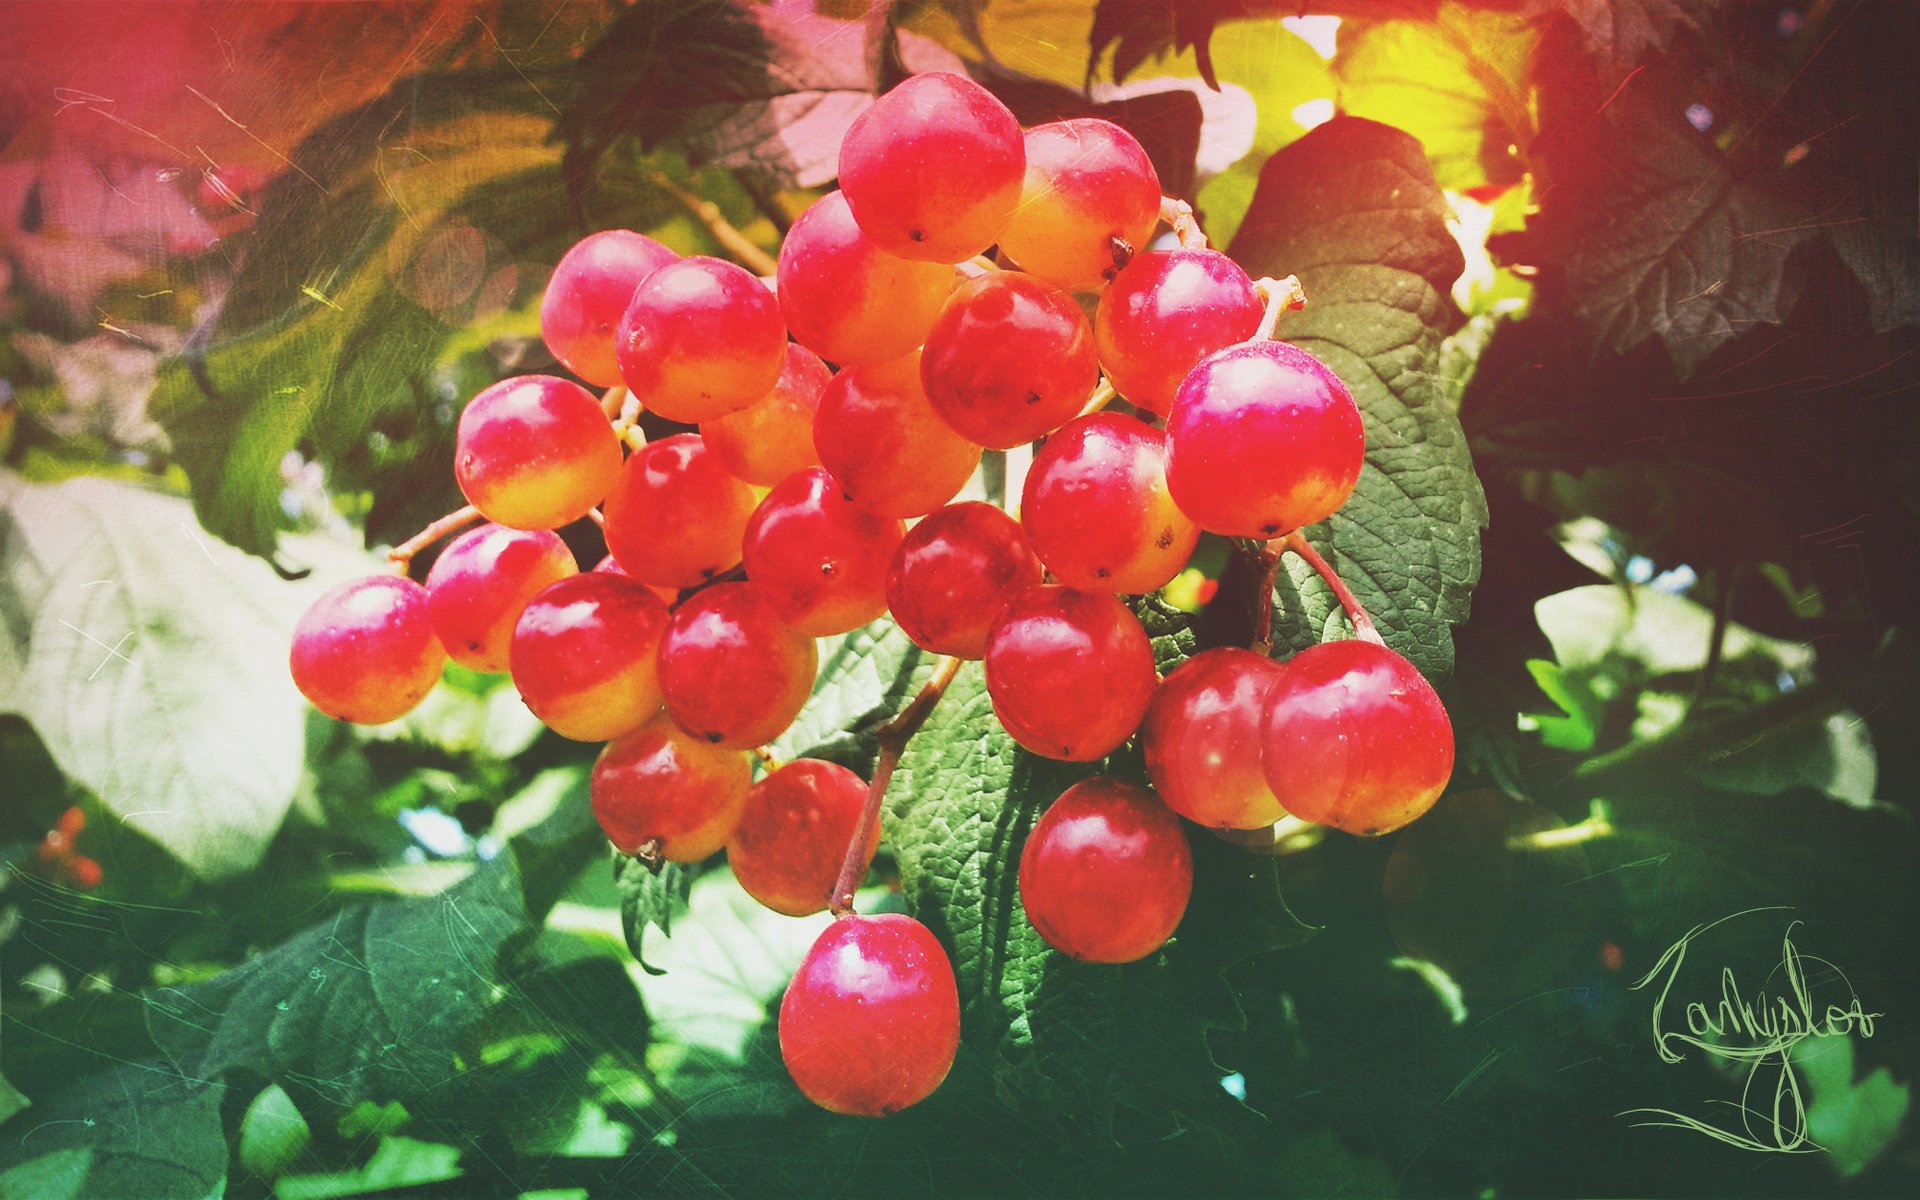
1335 1 1536 190
0 1065 25 1127
0 472 378 878
1087 0 1444 87
1524 658 1601 751
1792 1033 1910 1178
276 1136 463 1200
1528 0 1714 71
612 855 691 976
1687 706 1878 810
1230 118 1487 676
238 1083 312 1182
888 664 1314 1130
0 1064 226 1200
1534 583 1809 676
360 663 545 760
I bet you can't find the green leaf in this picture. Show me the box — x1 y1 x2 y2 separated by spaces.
770 619 935 767
0 1064 227 1200
1335 1 1536 190
1792 1033 1911 1178
1228 118 1487 676
888 664 1315 1129
612 855 691 976
276 1136 463 1200
0 472 378 878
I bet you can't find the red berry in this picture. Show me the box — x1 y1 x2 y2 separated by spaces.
616 256 786 423
838 71 1024 263
742 467 904 637
1018 776 1192 962
540 230 677 386
1260 639 1454 836
591 711 751 862
982 585 1158 761
1141 648 1288 830
702 343 833 486
919 273 1098 449
729 760 876 917
424 524 577 672
776 190 955 364
657 583 817 749
814 349 981 518
602 433 758 589
455 375 622 531
1019 412 1197 594
885 501 1043 659
1164 340 1365 538
290 575 444 725
779 913 960 1115
510 572 670 742
998 118 1162 291
1093 249 1261 416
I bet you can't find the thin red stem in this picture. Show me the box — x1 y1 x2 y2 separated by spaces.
1282 530 1385 645
387 504 482 572
829 655 963 916
1248 544 1285 657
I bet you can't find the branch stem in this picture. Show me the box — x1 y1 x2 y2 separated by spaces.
1247 543 1285 657
647 170 779 276
829 656 963 916
387 505 482 572
1282 530 1384 645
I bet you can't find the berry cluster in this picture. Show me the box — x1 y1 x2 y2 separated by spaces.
288 71 1455 1119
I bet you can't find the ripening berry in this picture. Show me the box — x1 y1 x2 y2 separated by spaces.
591 711 751 862
455 375 622 531
729 760 876 917
742 467 904 637
540 230 678 386
602 433 758 589
1260 639 1454 836
1019 776 1192 963
779 913 960 1115
1164 340 1365 538
510 571 670 742
998 118 1162 291
424 523 577 672
703 343 833 486
814 350 982 518
290 575 445 724
885 501 1043 659
616 256 787 423
657 583 818 749
1019 412 1197 595
919 272 1099 449
838 72 1024 263
777 190 956 364
1094 249 1262 416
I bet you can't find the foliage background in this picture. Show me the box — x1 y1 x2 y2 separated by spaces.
0 1 1915 1196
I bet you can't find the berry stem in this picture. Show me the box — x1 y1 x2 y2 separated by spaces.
956 255 1001 279
387 504 482 572
753 745 782 775
646 168 779 276
1076 379 1117 419
585 506 607 530
1282 529 1386 646
1158 195 1210 250
1251 275 1308 342
599 383 629 421
829 655 963 917
1247 543 1285 657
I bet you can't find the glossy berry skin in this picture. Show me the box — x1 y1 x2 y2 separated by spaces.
1164 340 1366 538
540 229 677 386
919 273 1099 449
997 119 1162 291
1142 648 1288 830
290 575 444 725
885 501 1043 659
1093 249 1262 416
982 585 1158 762
455 375 622 531
424 524 577 672
777 191 955 364
742 467 904 637
780 914 960 1116
838 72 1024 263
591 711 751 862
602 434 758 589
1260 639 1454 836
592 554 680 605
1019 776 1193 963
729 760 876 917
510 572 670 742
1019 413 1198 594
702 343 832 486
615 256 787 423
657 583 818 749
814 350 981 518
